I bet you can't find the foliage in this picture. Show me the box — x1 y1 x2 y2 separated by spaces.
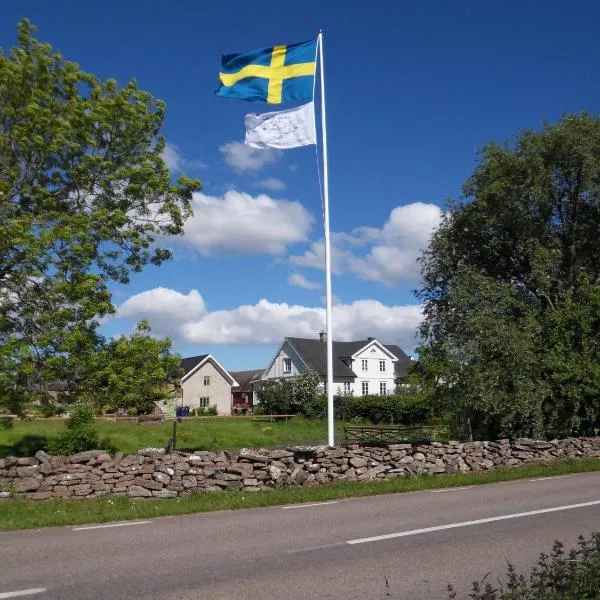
0 20 200 414
47 403 101 455
448 533 600 599
257 372 321 414
87 321 183 415
418 113 600 440
301 391 432 424
194 405 218 417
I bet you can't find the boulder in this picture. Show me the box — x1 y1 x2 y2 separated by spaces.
128 485 152 498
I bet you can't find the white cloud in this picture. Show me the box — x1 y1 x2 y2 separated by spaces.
288 273 321 290
220 141 280 172
116 287 422 351
119 288 206 332
161 143 206 173
255 177 287 191
181 190 313 256
288 202 442 286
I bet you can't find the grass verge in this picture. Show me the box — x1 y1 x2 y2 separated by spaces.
0 417 347 457
2 458 600 532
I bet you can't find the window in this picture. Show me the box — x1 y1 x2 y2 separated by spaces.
361 381 369 395
379 360 386 372
361 359 368 372
283 358 292 373
199 397 210 408
343 382 351 394
203 376 210 386
380 382 387 395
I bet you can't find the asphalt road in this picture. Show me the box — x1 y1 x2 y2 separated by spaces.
2 472 600 600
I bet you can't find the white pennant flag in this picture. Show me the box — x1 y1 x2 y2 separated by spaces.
244 101 316 150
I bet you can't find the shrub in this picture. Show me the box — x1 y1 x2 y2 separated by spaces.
195 405 218 416
448 533 600 599
47 403 101 455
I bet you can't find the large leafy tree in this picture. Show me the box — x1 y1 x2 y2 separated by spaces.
88 321 183 415
0 20 200 412
417 113 600 440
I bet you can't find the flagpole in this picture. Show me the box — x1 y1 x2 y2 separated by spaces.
317 31 335 448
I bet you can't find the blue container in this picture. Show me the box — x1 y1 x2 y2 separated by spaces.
175 407 183 417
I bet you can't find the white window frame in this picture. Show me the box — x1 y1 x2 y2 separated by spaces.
380 382 387 395
361 381 369 395
343 381 351 394
379 360 386 372
283 358 292 373
199 397 210 408
203 375 210 386
361 359 368 372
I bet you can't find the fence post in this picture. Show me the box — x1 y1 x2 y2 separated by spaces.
172 420 177 451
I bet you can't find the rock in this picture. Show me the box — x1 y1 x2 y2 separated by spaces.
244 486 262 492
182 476 197 489
152 489 178 498
138 448 166 458
132 478 163 491
268 465 282 481
128 485 152 497
157 466 175 477
34 450 51 463
16 456 39 466
15 477 41 492
349 457 367 468
243 478 258 486
0 491 11 499
70 450 104 463
97 453 113 463
239 449 269 463
214 472 242 481
16 465 40 477
295 470 309 485
413 452 426 462
268 449 294 459
153 472 171 485
225 480 243 490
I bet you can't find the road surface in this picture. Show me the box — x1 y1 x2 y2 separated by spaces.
2 472 600 599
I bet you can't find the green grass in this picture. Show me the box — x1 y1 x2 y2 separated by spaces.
0 416 347 457
2 458 600 531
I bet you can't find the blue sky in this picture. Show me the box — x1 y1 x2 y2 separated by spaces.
3 1 600 370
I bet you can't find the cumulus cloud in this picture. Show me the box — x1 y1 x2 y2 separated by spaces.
288 273 321 290
255 177 287 191
182 190 313 256
116 287 422 351
288 202 442 286
161 143 206 173
220 141 280 172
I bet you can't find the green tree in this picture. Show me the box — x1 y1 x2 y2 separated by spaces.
418 113 600 440
0 20 200 412
88 321 183 415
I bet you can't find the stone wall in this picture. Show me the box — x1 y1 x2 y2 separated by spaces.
2 436 600 501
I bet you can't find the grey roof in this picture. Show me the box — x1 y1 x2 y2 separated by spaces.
181 354 208 376
285 337 411 380
230 369 264 392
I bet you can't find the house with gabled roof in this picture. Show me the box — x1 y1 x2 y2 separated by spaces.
259 333 412 397
180 354 238 415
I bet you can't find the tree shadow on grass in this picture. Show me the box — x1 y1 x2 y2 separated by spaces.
0 435 48 458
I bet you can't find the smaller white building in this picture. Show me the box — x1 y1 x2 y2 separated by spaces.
180 354 238 415
259 335 411 396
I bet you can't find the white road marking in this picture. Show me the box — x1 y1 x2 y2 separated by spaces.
0 589 47 599
528 475 571 482
282 501 339 510
72 520 151 531
430 486 471 493
287 542 345 554
347 499 600 545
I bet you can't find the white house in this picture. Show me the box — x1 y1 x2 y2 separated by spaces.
259 334 412 396
180 354 238 415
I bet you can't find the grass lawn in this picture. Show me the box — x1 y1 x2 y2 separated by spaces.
2 458 600 531
0 416 348 457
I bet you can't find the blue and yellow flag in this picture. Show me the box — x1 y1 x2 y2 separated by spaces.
216 39 316 104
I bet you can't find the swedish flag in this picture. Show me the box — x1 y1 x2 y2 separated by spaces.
216 39 317 104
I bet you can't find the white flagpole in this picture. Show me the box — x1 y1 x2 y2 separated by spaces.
317 31 335 447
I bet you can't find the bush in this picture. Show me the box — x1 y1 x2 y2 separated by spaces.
195 405 218 417
47 403 102 455
448 533 600 599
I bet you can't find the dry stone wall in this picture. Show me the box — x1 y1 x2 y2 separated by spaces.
2 437 600 501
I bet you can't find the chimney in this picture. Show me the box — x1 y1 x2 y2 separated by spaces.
367 336 375 341
319 331 326 343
